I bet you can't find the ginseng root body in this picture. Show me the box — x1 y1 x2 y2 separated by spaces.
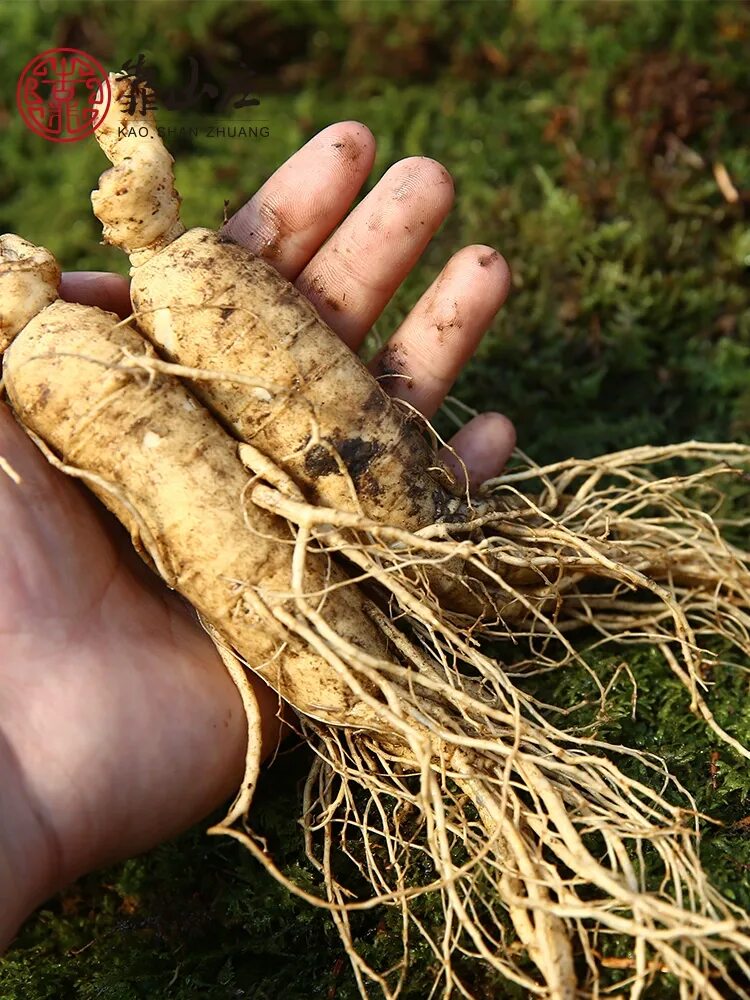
0 240 387 726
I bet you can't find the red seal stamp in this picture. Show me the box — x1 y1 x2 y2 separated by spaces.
16 48 111 143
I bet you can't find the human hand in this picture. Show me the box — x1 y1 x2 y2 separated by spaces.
0 122 514 947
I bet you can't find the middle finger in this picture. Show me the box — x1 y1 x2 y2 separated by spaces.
295 156 454 350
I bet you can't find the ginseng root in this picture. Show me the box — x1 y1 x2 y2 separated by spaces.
91 73 750 756
0 238 574 997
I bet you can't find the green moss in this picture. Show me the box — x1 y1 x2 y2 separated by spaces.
2 1 750 997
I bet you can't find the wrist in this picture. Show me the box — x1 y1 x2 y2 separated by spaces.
0 624 286 954
0 729 60 951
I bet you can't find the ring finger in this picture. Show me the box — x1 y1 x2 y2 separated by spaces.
369 244 511 418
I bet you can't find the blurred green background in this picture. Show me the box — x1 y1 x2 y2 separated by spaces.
1 1 749 997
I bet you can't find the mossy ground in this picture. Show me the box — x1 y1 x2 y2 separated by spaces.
1 2 749 996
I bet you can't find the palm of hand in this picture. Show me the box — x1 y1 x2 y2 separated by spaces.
0 402 246 909
0 121 513 939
